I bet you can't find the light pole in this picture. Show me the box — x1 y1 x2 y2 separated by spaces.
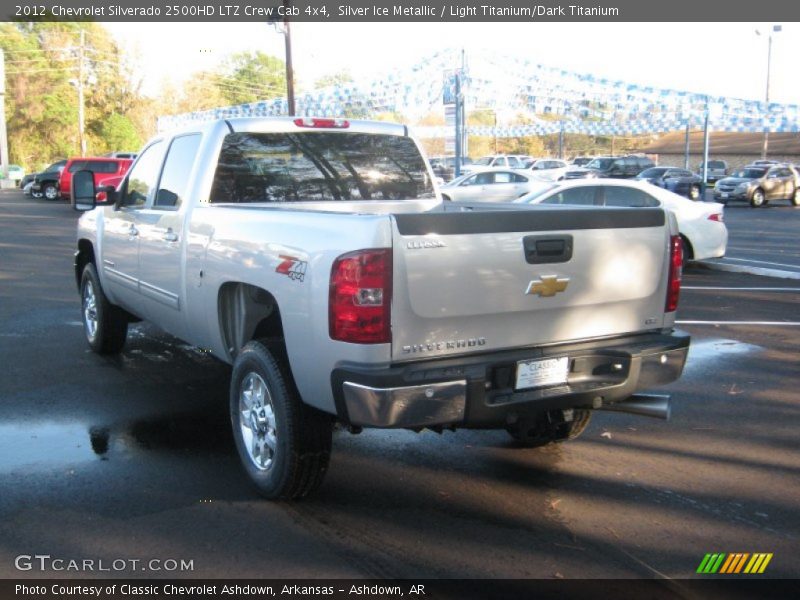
756 25 781 159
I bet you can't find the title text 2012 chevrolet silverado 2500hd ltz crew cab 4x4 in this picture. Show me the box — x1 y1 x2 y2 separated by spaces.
72 117 689 499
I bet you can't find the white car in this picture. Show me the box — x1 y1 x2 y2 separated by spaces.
514 179 727 262
527 158 570 182
460 154 526 175
440 167 551 203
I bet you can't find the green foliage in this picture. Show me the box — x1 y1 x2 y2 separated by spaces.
1 22 146 170
97 113 141 154
216 51 286 106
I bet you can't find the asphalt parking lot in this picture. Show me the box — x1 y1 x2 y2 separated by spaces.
0 190 798 582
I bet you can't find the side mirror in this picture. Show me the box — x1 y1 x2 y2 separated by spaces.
96 185 119 205
71 170 96 212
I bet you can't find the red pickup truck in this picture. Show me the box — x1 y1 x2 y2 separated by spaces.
57 157 133 201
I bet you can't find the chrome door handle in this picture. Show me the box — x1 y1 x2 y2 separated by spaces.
162 230 179 243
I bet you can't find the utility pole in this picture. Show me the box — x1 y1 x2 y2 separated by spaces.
78 29 86 156
283 1 295 116
757 25 781 159
0 49 10 186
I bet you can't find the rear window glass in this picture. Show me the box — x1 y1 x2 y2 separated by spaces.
69 161 119 173
210 132 434 203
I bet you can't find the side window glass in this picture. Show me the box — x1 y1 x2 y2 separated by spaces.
475 173 494 185
508 157 520 167
603 186 659 207
494 172 513 184
155 134 202 210
121 142 166 208
542 186 597 205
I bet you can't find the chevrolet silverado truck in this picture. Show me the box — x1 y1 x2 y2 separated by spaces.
72 117 689 499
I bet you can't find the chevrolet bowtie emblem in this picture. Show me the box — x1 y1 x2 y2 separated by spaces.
525 276 570 297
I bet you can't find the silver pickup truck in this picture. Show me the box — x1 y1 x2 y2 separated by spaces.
72 117 689 499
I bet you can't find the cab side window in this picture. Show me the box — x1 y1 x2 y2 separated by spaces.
121 142 166 208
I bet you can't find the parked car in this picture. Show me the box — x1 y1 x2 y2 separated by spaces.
563 155 655 180
713 165 799 207
6 164 25 185
461 154 525 174
55 157 134 201
527 158 569 181
104 151 138 159
635 167 704 200
25 159 67 198
514 179 727 263
748 159 781 167
428 156 473 182
571 156 593 167
439 167 549 202
697 160 728 183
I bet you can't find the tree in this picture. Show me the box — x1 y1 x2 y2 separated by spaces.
1 22 150 169
215 51 286 106
98 113 141 153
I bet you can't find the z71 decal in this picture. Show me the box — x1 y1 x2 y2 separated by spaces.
276 256 307 282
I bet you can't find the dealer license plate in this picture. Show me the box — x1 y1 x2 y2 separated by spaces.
515 357 569 390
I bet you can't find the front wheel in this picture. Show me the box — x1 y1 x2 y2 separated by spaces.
791 187 800 206
230 340 333 500
43 182 59 201
750 188 765 208
80 263 128 354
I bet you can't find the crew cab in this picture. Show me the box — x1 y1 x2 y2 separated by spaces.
72 117 689 499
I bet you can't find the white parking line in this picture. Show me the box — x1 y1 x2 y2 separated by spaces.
724 257 800 270
677 320 800 326
682 286 800 292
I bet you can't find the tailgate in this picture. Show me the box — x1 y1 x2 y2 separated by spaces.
390 206 670 361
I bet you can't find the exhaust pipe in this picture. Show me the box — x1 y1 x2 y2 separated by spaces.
597 394 671 420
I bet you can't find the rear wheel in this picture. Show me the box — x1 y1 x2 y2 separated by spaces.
750 188 765 208
230 340 333 500
506 409 591 447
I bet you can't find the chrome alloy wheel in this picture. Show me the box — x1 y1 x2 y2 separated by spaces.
239 372 278 471
82 279 98 340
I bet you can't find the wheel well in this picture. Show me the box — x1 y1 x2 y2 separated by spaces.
680 234 694 260
75 239 95 290
218 282 285 360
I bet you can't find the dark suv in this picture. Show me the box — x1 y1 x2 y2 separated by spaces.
564 155 655 180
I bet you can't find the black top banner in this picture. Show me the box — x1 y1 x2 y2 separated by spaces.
2 0 800 22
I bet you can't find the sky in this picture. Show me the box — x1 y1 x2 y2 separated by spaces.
104 22 799 106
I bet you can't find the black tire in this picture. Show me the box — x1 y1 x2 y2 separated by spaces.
42 182 59 201
750 188 765 208
230 340 333 500
681 236 693 266
80 263 128 354
506 409 591 448
689 185 701 201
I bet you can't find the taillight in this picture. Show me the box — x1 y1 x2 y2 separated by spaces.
666 235 682 313
329 249 392 344
294 117 349 129
708 212 723 222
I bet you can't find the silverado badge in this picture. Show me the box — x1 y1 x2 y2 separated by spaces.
525 276 569 297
